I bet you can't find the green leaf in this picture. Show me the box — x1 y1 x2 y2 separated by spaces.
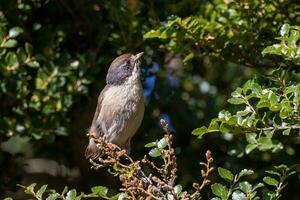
269 103 281 111
265 170 281 176
9 27 24 38
66 189 77 200
282 128 291 135
144 141 157 148
219 123 231 133
208 120 219 132
2 39 17 48
211 183 229 199
183 52 194 63
245 143 257 154
239 181 252 193
4 198 13 200
232 191 246 200
24 183 36 195
174 184 182 195
46 194 59 200
218 167 234 182
5 52 18 66
157 137 168 148
91 186 108 197
37 185 48 198
263 177 278 187
227 97 245 105
253 183 264 191
149 148 162 157
192 126 207 138
17 48 27 62
114 193 127 200
144 29 161 39
25 42 33 55
246 133 257 144
257 136 273 151
256 100 269 108
27 60 40 68
231 88 242 98
238 169 254 178
280 24 290 36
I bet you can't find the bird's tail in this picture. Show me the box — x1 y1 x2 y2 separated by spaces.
85 138 101 159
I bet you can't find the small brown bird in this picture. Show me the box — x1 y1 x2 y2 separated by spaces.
85 52 145 159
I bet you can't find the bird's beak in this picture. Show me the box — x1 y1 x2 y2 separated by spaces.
134 52 144 61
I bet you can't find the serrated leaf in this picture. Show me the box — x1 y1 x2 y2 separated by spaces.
9 27 24 38
91 186 108 197
211 183 229 199
157 137 168 148
263 176 278 187
218 167 234 182
37 185 48 198
239 169 254 178
149 148 161 157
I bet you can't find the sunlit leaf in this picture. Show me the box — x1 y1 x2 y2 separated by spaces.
218 167 234 182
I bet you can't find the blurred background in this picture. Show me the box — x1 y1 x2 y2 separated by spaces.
0 0 299 199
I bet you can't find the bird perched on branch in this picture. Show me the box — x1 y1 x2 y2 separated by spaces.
85 52 145 160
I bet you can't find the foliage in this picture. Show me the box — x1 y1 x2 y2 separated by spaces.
144 0 299 67
192 25 300 155
211 165 295 200
0 13 90 145
8 121 295 199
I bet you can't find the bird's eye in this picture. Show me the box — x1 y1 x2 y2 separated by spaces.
126 60 131 65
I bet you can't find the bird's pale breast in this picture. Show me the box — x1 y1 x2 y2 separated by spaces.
96 79 144 148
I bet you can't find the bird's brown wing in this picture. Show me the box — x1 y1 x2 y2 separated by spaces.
85 85 109 159
89 85 109 137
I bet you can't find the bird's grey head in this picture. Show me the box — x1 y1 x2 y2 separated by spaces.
106 52 144 85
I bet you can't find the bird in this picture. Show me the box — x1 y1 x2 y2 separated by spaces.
85 52 145 160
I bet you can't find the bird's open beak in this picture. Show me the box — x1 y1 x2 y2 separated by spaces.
134 52 144 61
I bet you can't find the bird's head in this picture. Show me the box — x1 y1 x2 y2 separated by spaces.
106 52 144 85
